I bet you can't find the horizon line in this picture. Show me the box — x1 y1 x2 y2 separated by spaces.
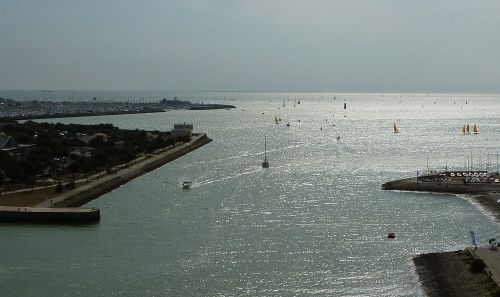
1 89 500 96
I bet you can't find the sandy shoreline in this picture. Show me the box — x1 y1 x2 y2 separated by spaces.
469 193 500 222
33 133 212 208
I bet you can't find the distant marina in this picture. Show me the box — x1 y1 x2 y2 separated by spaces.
0 96 235 120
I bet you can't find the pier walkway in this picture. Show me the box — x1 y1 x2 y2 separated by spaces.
474 247 500 287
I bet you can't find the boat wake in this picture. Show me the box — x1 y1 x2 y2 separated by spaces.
193 168 262 187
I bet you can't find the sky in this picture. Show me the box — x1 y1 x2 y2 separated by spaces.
1 0 500 92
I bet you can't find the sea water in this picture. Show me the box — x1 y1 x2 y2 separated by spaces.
1 92 500 296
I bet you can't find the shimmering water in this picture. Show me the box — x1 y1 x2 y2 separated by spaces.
1 92 500 296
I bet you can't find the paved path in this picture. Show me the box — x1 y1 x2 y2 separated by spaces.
475 246 500 286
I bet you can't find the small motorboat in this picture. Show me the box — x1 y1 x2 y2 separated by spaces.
182 181 192 189
387 232 396 239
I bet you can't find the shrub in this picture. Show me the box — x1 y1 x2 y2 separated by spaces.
469 258 486 273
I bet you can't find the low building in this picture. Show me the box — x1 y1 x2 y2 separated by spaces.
75 132 108 145
171 123 193 139
0 132 35 157
0 132 18 149
174 123 193 130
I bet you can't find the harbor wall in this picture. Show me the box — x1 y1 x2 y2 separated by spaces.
51 134 212 207
382 177 500 194
0 206 100 223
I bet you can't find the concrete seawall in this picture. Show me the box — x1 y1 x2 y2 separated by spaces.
0 206 100 223
382 177 500 194
37 133 212 208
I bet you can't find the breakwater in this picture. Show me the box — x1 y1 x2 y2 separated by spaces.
37 133 212 208
0 206 100 223
382 174 500 194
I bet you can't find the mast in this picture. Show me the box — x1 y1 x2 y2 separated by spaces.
262 136 269 168
264 136 267 161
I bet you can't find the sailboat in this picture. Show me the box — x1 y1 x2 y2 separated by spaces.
262 136 269 168
473 123 479 134
393 123 400 133
274 115 279 124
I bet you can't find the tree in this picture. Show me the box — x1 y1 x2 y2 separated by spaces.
20 160 37 190
469 258 486 273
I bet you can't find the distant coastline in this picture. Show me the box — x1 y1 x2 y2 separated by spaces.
4 108 165 121
0 97 235 121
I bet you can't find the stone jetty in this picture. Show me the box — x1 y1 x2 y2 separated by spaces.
382 171 500 194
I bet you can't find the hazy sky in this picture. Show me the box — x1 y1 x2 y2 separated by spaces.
1 1 500 92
